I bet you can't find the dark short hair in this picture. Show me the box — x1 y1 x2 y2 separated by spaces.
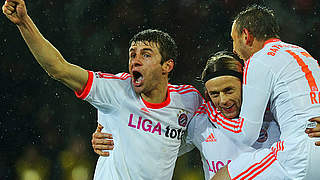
201 51 244 83
129 29 178 64
233 5 280 40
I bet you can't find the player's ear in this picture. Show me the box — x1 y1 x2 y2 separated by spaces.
242 28 254 46
162 59 174 73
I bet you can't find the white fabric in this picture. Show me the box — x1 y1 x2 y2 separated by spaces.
179 104 280 180
213 39 320 179
76 71 203 180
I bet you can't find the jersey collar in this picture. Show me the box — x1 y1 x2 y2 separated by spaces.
263 38 281 48
141 87 171 109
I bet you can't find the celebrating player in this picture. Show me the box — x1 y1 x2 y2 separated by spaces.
2 0 203 179
212 5 320 180
92 50 320 179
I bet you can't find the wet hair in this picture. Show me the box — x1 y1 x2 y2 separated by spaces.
129 29 178 64
201 51 244 84
233 5 280 40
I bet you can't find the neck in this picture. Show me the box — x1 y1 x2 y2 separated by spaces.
251 39 266 56
252 37 278 57
141 81 168 104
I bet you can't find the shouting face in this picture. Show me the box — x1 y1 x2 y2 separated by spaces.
128 41 166 95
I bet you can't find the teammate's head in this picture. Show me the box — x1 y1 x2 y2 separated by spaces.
129 29 178 65
128 29 177 94
231 5 280 60
201 51 244 119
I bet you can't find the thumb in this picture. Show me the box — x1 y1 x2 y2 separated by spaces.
96 124 104 132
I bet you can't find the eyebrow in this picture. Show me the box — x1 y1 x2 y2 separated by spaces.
129 48 154 53
209 86 234 94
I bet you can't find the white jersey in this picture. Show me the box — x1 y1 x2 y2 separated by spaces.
75 71 203 180
211 39 320 179
179 102 280 180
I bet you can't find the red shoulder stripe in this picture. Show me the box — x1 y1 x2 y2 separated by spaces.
96 72 130 80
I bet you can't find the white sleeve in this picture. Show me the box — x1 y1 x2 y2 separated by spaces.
75 71 131 112
214 59 273 146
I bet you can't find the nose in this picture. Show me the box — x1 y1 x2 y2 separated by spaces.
219 93 229 105
130 56 142 68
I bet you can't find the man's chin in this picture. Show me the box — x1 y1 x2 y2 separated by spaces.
222 112 238 119
133 86 143 94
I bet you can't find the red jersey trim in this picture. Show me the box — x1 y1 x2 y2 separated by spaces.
206 102 244 133
168 84 204 99
141 87 171 109
232 152 277 180
97 72 130 80
263 38 281 48
232 141 284 180
75 70 94 100
286 50 318 91
243 58 251 85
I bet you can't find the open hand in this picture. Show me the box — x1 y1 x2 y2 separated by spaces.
91 124 114 156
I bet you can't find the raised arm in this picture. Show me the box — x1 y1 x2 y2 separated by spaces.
2 0 88 92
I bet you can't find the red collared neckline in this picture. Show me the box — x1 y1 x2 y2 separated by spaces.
141 87 171 109
263 38 281 48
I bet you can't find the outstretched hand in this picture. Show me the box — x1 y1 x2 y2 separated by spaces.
91 124 114 156
2 0 27 25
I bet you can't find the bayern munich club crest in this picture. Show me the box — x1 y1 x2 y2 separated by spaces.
178 113 188 127
257 128 268 143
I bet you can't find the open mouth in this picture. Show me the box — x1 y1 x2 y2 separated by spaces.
222 104 235 113
132 71 144 87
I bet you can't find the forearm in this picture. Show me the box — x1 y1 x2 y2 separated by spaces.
18 15 66 78
16 15 87 91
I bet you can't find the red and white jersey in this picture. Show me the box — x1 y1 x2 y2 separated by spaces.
211 39 320 179
179 102 280 180
75 71 203 180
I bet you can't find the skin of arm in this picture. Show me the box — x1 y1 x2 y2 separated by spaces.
3 0 88 92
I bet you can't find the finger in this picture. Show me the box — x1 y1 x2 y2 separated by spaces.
93 144 114 150
6 1 17 7
93 132 113 139
92 138 114 146
5 4 15 11
91 138 114 149
94 150 110 157
308 132 320 138
315 141 320 146
94 139 114 145
96 124 103 132
3 8 13 15
6 0 24 5
98 123 104 129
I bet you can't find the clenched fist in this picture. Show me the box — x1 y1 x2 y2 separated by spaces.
2 0 27 25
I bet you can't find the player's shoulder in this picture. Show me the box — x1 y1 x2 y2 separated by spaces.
93 72 131 81
168 84 201 96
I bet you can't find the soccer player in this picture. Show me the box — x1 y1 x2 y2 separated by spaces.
92 51 280 179
211 5 320 180
92 50 320 179
2 0 203 179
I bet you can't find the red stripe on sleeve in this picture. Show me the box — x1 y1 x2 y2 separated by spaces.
75 70 94 99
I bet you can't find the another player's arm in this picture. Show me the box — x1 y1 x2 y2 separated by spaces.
2 0 87 92
91 124 114 157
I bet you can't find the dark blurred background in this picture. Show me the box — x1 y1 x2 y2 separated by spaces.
1 0 320 179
